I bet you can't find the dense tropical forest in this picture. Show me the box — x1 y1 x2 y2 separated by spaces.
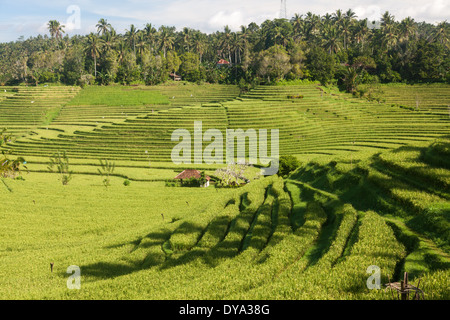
0 9 449 91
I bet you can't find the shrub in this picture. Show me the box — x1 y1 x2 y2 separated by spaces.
287 94 304 99
78 74 95 87
278 155 301 177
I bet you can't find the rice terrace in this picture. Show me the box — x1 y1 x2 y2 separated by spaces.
0 3 449 302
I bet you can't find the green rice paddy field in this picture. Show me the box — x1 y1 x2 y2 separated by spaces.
0 82 449 300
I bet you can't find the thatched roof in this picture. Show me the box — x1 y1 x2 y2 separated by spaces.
174 169 211 180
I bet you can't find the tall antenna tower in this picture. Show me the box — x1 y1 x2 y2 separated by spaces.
280 0 287 19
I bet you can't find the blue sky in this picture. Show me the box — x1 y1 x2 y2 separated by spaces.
0 0 448 42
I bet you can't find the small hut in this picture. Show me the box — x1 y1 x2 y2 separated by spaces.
217 59 231 68
174 169 211 187
170 73 182 81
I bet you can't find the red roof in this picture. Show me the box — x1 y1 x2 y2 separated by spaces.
217 59 230 65
174 169 211 180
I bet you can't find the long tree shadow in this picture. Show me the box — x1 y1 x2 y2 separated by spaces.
81 261 141 280
303 200 344 268
81 229 172 280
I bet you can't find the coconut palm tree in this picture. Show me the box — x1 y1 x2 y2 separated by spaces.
381 16 399 52
322 13 333 28
239 25 251 49
230 32 244 64
341 18 352 50
47 20 65 40
332 9 344 27
143 23 158 53
322 26 342 54
116 41 129 64
399 17 417 43
181 27 192 53
103 28 118 51
345 9 357 21
433 21 449 48
136 32 148 57
291 13 304 40
96 18 111 36
192 32 207 63
158 26 175 58
381 11 395 28
379 11 399 51
125 24 139 55
221 26 233 62
304 12 321 40
354 19 371 51
85 33 104 77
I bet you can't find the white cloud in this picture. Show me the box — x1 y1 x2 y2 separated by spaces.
37 22 49 34
1 0 449 42
208 11 245 31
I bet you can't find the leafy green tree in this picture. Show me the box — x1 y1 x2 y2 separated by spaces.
165 50 181 75
179 52 201 82
141 53 165 85
0 10 448 87
63 45 84 85
254 45 292 83
342 66 358 93
98 48 119 85
412 39 450 82
306 45 336 85
116 51 140 84
278 155 301 177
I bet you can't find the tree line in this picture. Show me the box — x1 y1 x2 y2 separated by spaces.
0 9 448 91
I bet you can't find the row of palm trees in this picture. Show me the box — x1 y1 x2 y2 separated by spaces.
42 11 449 84
48 10 448 65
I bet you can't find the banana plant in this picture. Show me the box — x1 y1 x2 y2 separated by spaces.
98 159 115 188
48 151 73 185
0 128 28 191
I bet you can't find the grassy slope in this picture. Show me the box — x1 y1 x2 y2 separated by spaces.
0 83 449 299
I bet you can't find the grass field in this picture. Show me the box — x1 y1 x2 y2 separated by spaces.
0 82 449 300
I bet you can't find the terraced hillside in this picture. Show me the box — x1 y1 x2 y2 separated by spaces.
0 83 448 300
74 139 450 299
359 83 450 116
0 84 236 161
237 85 450 157
0 86 81 136
3 84 449 164
1 139 448 299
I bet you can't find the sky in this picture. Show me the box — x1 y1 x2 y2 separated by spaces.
0 0 448 42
